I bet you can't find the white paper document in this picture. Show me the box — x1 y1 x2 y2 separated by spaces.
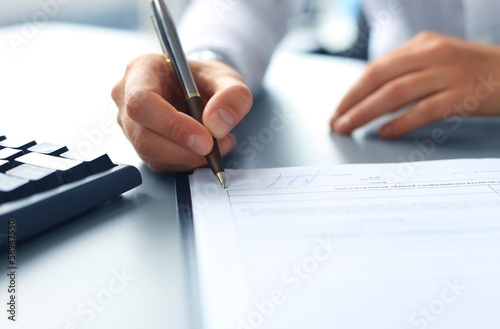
189 159 500 329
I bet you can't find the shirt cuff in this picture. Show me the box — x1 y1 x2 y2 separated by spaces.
186 49 241 75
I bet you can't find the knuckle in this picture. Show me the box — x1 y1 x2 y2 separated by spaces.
421 37 453 57
125 57 140 72
125 61 134 73
364 62 382 81
165 114 185 143
126 54 165 76
111 83 122 103
415 31 438 41
125 89 149 121
126 54 149 71
384 81 408 99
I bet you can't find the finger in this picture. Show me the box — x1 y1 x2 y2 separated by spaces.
140 135 237 173
332 42 427 123
378 88 464 138
191 61 253 139
111 77 125 107
121 54 189 113
121 116 235 171
140 135 236 172
124 88 214 156
332 70 449 134
119 117 204 168
121 55 214 156
112 54 166 118
123 54 174 95
204 83 253 139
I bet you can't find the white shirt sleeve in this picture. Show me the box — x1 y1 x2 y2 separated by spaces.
363 0 500 60
179 0 306 94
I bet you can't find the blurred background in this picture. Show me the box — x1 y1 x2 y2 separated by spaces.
0 0 365 59
0 0 187 30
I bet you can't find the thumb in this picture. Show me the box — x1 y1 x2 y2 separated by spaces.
193 61 253 139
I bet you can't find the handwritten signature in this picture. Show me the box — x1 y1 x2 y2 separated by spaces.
267 168 328 188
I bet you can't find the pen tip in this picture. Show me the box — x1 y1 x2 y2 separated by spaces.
216 171 226 188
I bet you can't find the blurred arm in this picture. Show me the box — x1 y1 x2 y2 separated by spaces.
179 0 306 94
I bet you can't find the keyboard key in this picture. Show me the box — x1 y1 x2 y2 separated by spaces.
61 151 114 174
0 134 142 242
28 142 68 156
0 172 36 203
6 164 63 192
14 152 90 182
0 147 24 163
0 137 36 151
0 159 12 172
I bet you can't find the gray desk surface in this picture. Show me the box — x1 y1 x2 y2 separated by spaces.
1 24 500 329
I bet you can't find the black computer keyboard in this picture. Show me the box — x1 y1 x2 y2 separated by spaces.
0 135 142 242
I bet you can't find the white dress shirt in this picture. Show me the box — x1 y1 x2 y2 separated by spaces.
179 0 500 93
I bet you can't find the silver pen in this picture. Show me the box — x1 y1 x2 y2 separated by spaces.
150 0 226 188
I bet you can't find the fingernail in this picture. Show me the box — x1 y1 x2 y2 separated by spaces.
379 125 392 138
187 134 211 155
334 116 351 134
209 108 235 138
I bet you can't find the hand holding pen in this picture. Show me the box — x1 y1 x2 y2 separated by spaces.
111 2 253 179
